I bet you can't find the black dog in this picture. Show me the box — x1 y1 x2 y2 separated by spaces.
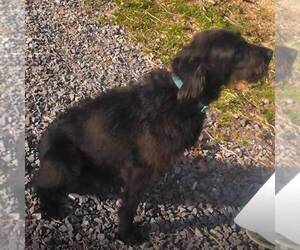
34 29 272 243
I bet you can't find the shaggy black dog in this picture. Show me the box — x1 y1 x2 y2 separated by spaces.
34 29 272 243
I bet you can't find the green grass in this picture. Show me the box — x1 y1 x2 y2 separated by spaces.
241 138 251 147
112 1 187 64
86 0 275 146
213 82 275 124
99 15 109 26
111 0 240 64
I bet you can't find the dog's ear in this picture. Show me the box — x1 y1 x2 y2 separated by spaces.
177 63 207 103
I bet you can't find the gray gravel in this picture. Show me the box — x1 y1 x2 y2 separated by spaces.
25 0 274 249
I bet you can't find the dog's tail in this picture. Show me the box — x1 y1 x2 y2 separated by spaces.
33 136 83 217
34 137 77 188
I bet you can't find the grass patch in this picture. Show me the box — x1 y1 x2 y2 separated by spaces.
213 82 275 124
262 108 275 124
99 15 109 26
241 138 251 147
111 0 241 64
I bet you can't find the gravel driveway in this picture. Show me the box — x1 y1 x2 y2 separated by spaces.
25 0 274 249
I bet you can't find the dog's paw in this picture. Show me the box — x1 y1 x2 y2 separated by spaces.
118 225 148 245
40 200 73 220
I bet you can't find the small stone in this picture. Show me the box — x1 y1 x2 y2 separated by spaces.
59 225 68 232
192 208 197 215
82 220 89 227
195 227 203 237
65 218 73 232
33 213 41 220
181 212 188 217
228 236 242 246
240 118 247 127
116 199 122 207
207 207 214 213
262 98 270 105
178 206 186 213
180 230 187 238
27 154 35 163
97 233 105 240
210 229 223 240
187 206 194 211
75 233 81 241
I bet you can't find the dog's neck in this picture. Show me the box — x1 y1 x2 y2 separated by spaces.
171 73 225 113
171 74 209 113
170 66 231 107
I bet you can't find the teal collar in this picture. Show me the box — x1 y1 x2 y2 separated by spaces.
172 74 184 88
171 74 209 113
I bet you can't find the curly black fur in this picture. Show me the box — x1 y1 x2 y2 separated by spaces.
34 29 272 244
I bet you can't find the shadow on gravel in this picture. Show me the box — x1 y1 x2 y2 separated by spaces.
141 156 274 234
26 155 274 240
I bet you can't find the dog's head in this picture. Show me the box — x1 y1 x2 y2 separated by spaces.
171 29 273 102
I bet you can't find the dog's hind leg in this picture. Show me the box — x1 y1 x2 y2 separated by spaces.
34 140 83 219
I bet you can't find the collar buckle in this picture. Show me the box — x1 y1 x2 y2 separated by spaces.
200 105 209 113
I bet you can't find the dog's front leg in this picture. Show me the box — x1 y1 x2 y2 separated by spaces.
118 167 149 244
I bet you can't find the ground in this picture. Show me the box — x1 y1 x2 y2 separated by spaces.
25 0 275 249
